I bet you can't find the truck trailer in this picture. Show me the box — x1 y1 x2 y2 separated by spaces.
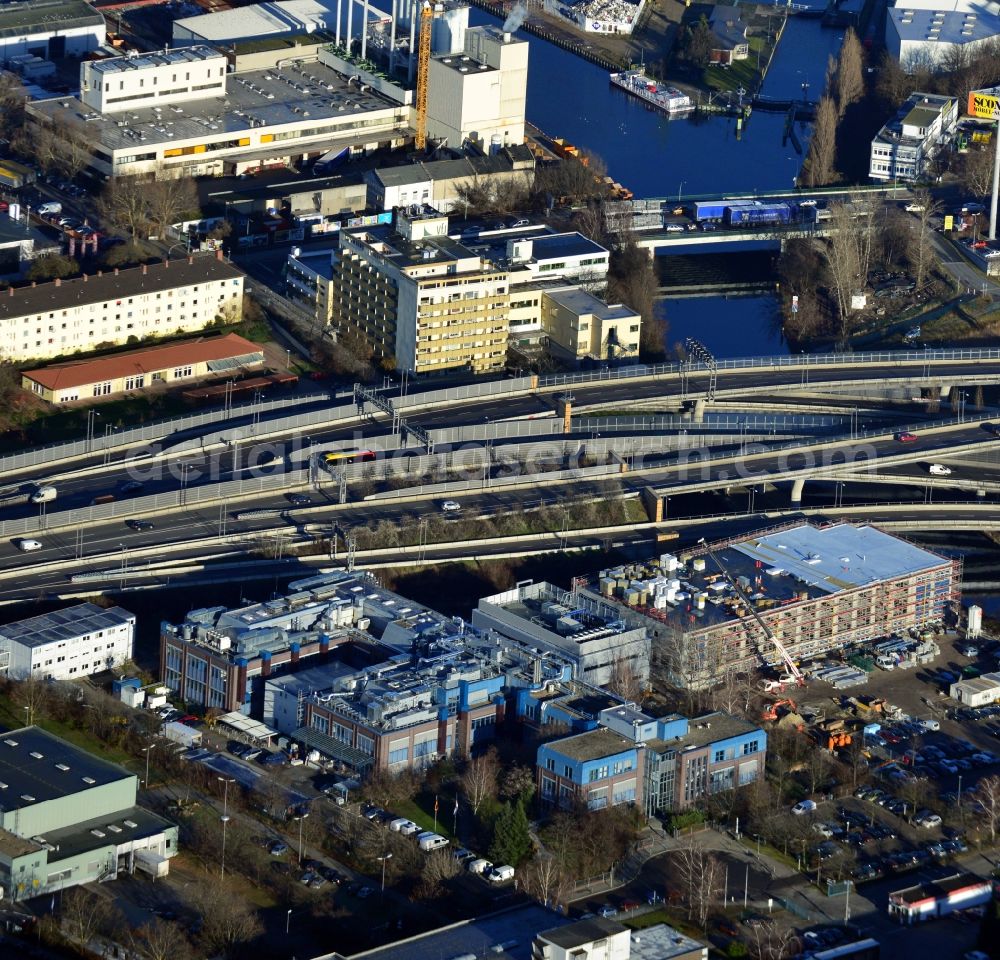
724 202 791 227
693 201 728 221
162 721 202 749
0 160 35 190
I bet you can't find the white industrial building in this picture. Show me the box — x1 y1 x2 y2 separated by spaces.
949 671 1000 707
80 46 227 115
174 0 344 45
544 0 646 34
426 26 528 151
0 603 135 681
27 46 411 179
869 91 957 182
0 0 105 63
886 0 1000 69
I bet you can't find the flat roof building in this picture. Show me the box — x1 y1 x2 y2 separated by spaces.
888 872 992 924
541 286 640 361
0 727 177 901
0 602 135 681
949 671 1000 707
886 0 1000 69
473 580 649 688
585 522 960 687
334 208 510 374
27 52 411 179
0 254 245 363
870 91 958 182
22 333 264 404
0 0 104 63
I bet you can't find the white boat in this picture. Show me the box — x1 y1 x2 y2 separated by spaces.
610 70 693 116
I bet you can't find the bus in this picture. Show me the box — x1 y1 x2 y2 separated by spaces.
322 448 377 465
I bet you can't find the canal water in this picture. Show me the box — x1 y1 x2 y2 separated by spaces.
658 295 786 357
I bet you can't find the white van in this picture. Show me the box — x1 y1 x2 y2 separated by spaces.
487 865 515 883
418 832 449 852
467 858 492 875
37 201 62 216
29 485 56 504
875 655 896 671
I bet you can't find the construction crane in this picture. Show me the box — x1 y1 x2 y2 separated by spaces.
697 537 805 685
414 1 433 151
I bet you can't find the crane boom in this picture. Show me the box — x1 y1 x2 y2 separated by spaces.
414 2 433 151
699 539 804 683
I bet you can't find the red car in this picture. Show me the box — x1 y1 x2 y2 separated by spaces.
179 714 199 724
621 900 640 912
895 432 917 443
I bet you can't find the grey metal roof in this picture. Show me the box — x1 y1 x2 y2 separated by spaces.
539 917 627 949
30 58 402 156
530 232 608 261
889 6 1000 45
0 602 134 650
341 904 571 960
0 0 103 40
0 727 133 808
39 805 173 862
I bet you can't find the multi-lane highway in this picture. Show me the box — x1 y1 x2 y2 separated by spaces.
3 348 1000 601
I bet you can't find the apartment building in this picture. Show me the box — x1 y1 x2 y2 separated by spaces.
333 208 509 374
536 704 766 813
285 247 337 322
0 602 135 681
869 91 958 182
0 727 178 901
540 287 641 361
0 255 244 363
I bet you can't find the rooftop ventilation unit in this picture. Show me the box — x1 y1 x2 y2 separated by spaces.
55 763 69 771
82 776 96 784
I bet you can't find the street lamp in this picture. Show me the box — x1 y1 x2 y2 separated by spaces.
86 409 101 452
286 908 292 935
218 776 235 881
141 742 154 788
677 180 686 203
294 812 309 865
377 852 393 894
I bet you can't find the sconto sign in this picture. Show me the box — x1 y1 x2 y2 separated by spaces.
968 90 1000 118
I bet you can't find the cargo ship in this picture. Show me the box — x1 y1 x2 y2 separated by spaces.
609 70 693 117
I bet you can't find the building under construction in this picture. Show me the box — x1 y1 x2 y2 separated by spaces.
584 521 961 689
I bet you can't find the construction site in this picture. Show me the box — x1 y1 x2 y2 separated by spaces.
582 521 962 690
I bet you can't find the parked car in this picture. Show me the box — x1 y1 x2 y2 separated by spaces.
895 432 918 442
599 904 619 918
792 800 818 815
269 840 288 856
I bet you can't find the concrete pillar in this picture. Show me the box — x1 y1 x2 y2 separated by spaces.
558 397 572 433
790 477 805 505
938 383 952 398
336 0 342 45
641 487 664 522
347 0 354 53
436 706 449 756
361 0 369 59
529 373 539 389
692 399 706 422
260 651 272 678
456 710 470 758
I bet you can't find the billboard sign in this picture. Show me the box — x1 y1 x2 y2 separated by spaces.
968 89 1000 118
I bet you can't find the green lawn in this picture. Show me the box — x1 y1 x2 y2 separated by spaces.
703 38 767 94
393 794 459 843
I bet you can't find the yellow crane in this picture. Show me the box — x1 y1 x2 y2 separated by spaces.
414 1 433 151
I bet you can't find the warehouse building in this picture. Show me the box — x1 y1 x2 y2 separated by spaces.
0 727 178 901
22 333 264 404
27 45 410 179
585 522 960 688
949 671 1000 707
0 0 104 63
0 602 135 681
0 255 244 363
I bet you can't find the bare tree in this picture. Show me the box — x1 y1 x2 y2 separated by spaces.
804 96 838 187
460 747 500 815
12 675 50 724
673 838 722 928
908 189 941 289
192 881 263 959
130 918 194 960
959 146 995 199
60 888 117 948
607 654 643 702
807 747 834 794
825 197 877 341
745 924 801 960
414 848 461 899
98 176 151 242
835 28 865 115
145 172 200 241
523 854 569 908
973 774 1000 843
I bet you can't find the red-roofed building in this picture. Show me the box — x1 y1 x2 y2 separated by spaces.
21 333 265 403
